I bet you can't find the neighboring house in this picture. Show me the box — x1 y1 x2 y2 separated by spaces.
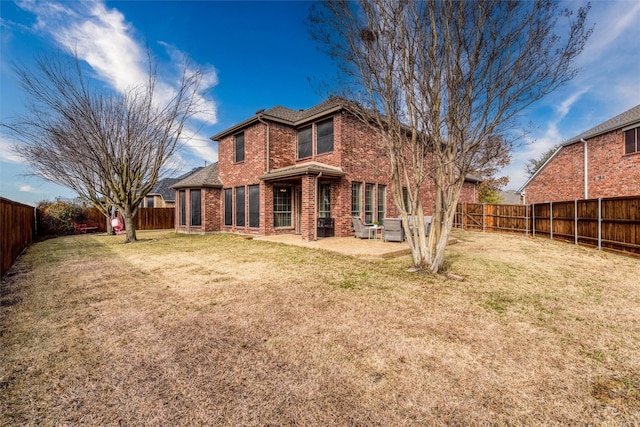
171 98 480 240
141 167 204 208
520 104 640 204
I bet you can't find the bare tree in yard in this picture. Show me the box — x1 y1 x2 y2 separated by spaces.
311 0 591 272
4 54 204 242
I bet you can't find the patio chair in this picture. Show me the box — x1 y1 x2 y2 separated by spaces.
424 216 432 236
408 215 433 237
352 217 375 239
383 218 404 242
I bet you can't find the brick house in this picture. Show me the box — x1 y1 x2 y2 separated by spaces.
520 104 640 204
172 98 480 239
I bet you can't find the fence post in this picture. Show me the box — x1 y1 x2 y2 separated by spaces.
532 203 536 237
482 204 485 232
598 198 602 251
462 203 466 230
574 199 578 245
525 204 529 236
550 201 553 240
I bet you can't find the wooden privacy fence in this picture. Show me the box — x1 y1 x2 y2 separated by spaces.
1 197 35 277
455 195 640 258
2 202 175 277
132 207 175 230
86 207 175 230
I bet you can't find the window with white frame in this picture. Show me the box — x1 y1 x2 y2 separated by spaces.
273 186 292 227
365 183 374 223
377 185 386 224
319 183 331 218
351 182 361 218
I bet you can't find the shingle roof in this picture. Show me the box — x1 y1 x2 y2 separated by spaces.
563 104 640 146
177 166 204 180
148 167 204 202
170 162 223 189
259 161 346 181
211 97 346 141
263 97 345 123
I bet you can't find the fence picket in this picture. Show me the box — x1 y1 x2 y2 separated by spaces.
1 198 35 277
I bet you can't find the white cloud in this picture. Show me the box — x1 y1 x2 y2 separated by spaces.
181 126 218 162
0 135 25 163
18 1 146 91
15 0 219 169
504 2 640 190
578 1 640 64
19 184 40 193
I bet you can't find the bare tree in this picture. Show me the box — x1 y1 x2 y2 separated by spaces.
311 0 591 272
4 54 204 242
525 144 562 177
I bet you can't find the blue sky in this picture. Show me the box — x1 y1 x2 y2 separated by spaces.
1 0 639 206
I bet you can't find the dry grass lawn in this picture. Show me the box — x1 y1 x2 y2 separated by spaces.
1 229 639 426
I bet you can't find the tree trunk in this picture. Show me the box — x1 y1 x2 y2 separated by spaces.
428 201 457 273
105 215 113 235
427 174 465 273
400 201 430 270
123 208 137 243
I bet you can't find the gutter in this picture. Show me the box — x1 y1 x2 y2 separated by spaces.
581 138 588 199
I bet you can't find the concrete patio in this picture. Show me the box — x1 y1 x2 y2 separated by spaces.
254 234 412 260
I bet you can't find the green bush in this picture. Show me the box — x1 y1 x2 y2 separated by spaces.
37 200 91 236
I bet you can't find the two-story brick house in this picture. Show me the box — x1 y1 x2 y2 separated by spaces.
520 104 640 204
172 98 480 240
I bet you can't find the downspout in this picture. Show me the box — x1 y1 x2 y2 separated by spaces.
581 138 588 199
257 114 270 172
315 172 323 241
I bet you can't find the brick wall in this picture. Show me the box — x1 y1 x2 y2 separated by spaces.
175 188 220 234
524 129 640 204
218 122 266 235
203 188 221 232
207 108 480 239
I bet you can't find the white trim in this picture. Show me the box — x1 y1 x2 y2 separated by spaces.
622 122 640 132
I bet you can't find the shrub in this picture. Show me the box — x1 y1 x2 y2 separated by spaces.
36 199 91 236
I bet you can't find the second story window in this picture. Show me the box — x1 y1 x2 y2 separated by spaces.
624 126 639 154
235 132 245 163
316 118 334 154
298 126 312 159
